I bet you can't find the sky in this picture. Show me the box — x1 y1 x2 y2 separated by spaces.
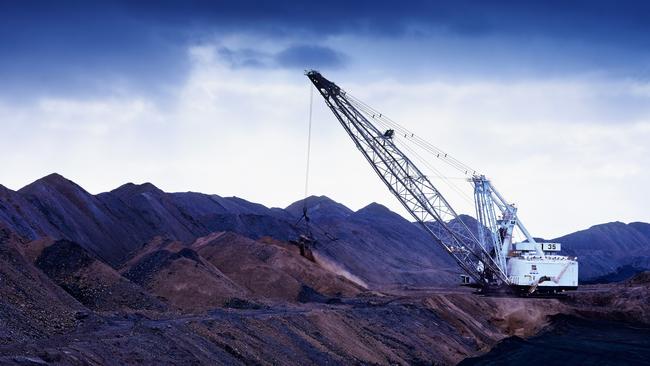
1 0 649 238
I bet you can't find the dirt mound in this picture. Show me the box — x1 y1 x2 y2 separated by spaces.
35 239 166 312
20 236 56 263
0 227 83 344
120 236 185 270
627 271 650 284
122 238 247 312
567 277 650 325
192 232 364 302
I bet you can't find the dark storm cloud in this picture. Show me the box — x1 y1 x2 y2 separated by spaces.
217 48 271 69
218 45 345 69
2 0 650 99
276 45 345 69
111 0 650 43
0 1 192 100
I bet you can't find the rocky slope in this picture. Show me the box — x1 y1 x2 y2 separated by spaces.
0 175 460 289
2 174 301 267
565 271 650 324
191 231 364 302
2 174 649 287
120 237 248 312
34 239 166 312
0 226 83 345
0 174 648 365
0 204 571 365
551 222 650 281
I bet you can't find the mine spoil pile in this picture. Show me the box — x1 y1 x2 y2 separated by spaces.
565 272 650 324
0 227 533 365
1 176 649 365
2 223 645 366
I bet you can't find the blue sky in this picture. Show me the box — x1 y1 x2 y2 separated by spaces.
1 1 649 237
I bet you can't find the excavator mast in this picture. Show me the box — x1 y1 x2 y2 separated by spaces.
306 71 508 287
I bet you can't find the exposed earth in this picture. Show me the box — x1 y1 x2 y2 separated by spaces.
1 175 649 365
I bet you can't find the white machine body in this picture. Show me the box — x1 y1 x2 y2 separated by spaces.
507 245 578 291
472 176 579 294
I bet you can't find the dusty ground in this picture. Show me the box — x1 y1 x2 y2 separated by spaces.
0 287 569 366
0 276 644 365
2 224 647 366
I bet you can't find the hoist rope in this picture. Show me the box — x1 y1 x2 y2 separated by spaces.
295 84 339 243
303 84 314 207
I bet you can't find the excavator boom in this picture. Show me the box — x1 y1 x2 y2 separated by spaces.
306 71 508 286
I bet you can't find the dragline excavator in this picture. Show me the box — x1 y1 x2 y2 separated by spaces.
305 70 578 295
